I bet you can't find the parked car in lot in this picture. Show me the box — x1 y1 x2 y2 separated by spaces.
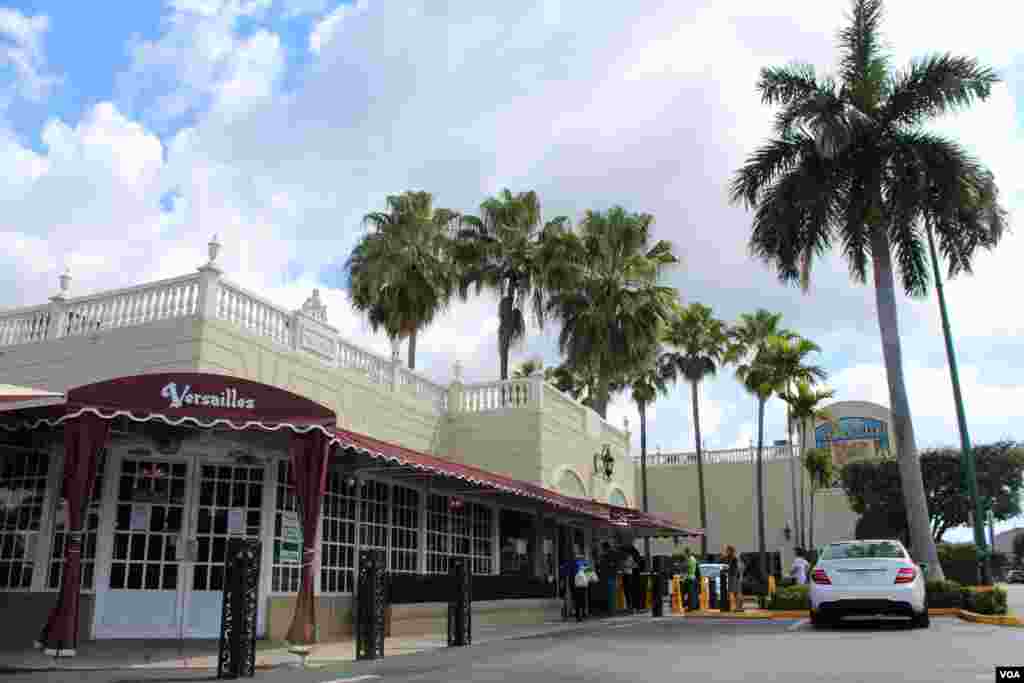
809 539 929 629
1007 569 1024 584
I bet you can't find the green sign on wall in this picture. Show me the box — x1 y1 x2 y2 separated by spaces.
277 510 302 564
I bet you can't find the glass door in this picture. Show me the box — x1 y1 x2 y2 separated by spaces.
94 457 188 638
183 462 265 638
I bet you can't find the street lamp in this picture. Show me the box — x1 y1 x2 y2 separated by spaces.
926 223 991 585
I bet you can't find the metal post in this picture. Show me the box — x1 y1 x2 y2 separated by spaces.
218 538 260 679
447 558 472 647
356 550 386 661
925 223 990 585
651 557 664 617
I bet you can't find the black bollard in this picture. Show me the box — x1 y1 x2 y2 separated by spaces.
652 558 665 617
720 569 730 613
356 551 386 661
447 559 472 647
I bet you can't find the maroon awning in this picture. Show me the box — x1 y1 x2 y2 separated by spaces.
0 372 336 434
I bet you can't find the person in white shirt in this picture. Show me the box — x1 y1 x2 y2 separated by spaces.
791 549 810 585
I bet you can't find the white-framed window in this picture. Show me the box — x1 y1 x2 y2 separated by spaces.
320 469 357 594
426 494 493 575
192 463 265 592
0 449 50 590
271 460 300 593
47 450 107 591
359 480 389 560
389 485 419 574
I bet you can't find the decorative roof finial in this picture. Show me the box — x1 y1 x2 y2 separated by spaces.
58 267 72 297
207 234 221 266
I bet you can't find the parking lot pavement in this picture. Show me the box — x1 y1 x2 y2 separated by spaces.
5 614 1019 683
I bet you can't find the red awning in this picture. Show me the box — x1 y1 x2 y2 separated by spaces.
0 373 336 435
328 428 703 536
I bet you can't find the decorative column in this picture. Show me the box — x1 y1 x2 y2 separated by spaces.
37 413 111 656
447 361 464 416
286 430 332 646
197 234 223 320
46 268 72 340
529 365 545 409
390 338 402 393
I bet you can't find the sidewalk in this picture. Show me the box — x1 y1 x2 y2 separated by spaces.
0 615 647 672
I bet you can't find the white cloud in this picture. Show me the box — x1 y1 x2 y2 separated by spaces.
0 8 59 102
309 0 368 55
1 0 1023 458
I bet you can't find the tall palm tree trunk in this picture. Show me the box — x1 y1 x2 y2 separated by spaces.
786 396 798 550
870 230 944 580
808 486 816 552
640 402 651 569
407 329 417 370
691 381 708 558
799 422 807 550
756 397 767 586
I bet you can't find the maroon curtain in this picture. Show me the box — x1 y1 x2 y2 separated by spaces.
285 429 332 645
38 413 111 655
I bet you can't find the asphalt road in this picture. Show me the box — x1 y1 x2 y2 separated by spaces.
7 614 1021 683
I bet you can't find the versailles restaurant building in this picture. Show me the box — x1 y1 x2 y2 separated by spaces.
0 241 696 656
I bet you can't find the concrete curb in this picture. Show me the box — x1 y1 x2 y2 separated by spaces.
680 607 962 620
956 609 1023 627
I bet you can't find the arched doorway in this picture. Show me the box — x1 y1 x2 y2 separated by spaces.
608 488 628 508
555 469 587 498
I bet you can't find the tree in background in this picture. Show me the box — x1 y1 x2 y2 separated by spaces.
730 0 1007 580
543 206 678 418
662 302 730 557
804 447 834 552
1013 532 1024 568
779 381 835 548
347 191 459 369
841 442 1024 544
454 190 569 380
628 351 677 567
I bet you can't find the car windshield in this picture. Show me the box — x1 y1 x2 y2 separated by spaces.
819 542 905 560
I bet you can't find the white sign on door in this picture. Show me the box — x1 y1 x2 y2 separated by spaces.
227 509 245 535
130 504 149 531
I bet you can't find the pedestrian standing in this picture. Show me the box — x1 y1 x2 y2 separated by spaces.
621 546 637 611
790 548 810 585
682 548 699 611
572 557 590 622
723 545 743 612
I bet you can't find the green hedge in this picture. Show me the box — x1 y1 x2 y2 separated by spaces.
926 579 963 609
767 584 810 610
960 586 1008 615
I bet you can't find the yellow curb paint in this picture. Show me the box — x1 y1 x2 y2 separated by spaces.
957 609 1023 627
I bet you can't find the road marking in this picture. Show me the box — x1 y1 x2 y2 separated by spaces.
323 676 381 683
787 619 809 631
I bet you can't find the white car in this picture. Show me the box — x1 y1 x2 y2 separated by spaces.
809 539 929 628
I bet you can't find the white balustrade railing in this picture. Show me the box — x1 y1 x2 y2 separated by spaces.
459 379 537 413
637 445 798 466
337 338 389 385
217 280 291 347
0 305 51 346
0 265 624 429
399 370 448 412
63 275 202 337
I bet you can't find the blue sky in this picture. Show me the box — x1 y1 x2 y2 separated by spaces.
1 1 1023 541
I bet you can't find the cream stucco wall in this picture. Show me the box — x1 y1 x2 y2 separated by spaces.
0 316 204 392
639 457 858 565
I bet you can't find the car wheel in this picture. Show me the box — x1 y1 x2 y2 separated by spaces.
809 610 830 629
911 610 930 629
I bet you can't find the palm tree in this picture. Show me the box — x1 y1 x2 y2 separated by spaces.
453 190 569 380
733 332 825 583
347 191 459 369
662 302 730 557
769 336 830 551
730 0 1007 579
803 447 834 554
543 207 679 418
780 381 835 549
512 359 545 379
628 351 677 567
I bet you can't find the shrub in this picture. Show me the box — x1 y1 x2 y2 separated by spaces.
767 584 810 610
960 586 1008 615
925 579 963 608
